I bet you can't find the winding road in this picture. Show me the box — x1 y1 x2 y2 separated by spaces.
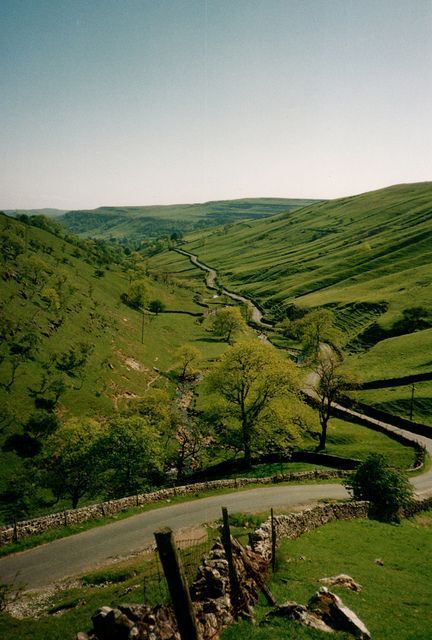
1 248 431 591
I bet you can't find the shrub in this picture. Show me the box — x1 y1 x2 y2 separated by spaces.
345 454 413 522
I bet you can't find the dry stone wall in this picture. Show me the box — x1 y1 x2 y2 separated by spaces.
0 469 349 545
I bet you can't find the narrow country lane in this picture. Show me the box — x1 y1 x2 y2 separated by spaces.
0 483 347 590
2 248 431 592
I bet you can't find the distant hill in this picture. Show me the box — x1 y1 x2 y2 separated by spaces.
166 182 432 374
56 198 321 240
6 208 67 218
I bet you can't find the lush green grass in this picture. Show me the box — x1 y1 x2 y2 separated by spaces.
3 510 430 639
353 381 432 426
342 329 432 382
222 512 432 640
0 215 224 424
303 418 415 469
150 183 432 379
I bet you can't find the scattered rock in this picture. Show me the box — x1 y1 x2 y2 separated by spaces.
308 587 371 639
374 558 384 566
319 574 362 592
264 587 370 639
264 601 334 633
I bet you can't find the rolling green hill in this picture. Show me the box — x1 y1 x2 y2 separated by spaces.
57 198 320 240
0 213 232 429
151 182 432 380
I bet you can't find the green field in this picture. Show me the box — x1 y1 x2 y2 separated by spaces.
150 182 432 381
1 512 431 640
222 512 432 640
353 381 432 427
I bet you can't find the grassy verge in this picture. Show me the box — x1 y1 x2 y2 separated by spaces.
222 511 432 640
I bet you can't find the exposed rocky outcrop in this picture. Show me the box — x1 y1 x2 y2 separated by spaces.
264 587 371 638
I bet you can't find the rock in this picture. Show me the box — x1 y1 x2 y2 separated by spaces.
92 606 137 639
374 558 384 566
308 587 371 639
320 574 362 592
75 633 90 640
264 601 334 633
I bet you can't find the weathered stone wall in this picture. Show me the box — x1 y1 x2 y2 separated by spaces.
76 501 373 640
250 502 370 560
0 469 349 545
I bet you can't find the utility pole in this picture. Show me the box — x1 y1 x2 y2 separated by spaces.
409 384 415 421
141 309 145 344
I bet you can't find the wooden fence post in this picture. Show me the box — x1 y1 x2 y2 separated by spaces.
221 506 242 614
154 527 200 640
271 508 276 572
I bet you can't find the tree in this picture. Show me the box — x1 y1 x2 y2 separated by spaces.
42 418 105 508
149 299 166 315
290 309 340 360
345 454 413 522
311 353 353 450
103 416 164 497
176 344 201 381
210 306 247 344
204 341 301 467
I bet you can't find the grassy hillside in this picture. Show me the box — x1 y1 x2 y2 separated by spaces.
158 182 432 380
57 198 320 240
0 214 222 424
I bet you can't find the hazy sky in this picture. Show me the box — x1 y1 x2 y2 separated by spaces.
1 0 431 209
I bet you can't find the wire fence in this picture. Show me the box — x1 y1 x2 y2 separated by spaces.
142 530 213 605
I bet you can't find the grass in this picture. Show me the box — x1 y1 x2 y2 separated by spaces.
311 418 415 469
151 182 432 379
3 510 431 640
342 329 432 382
353 381 432 426
222 511 432 640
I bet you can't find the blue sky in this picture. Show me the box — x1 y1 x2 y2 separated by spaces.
1 0 431 209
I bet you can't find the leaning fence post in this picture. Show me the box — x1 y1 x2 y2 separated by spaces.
221 506 242 614
271 508 276 572
154 527 200 640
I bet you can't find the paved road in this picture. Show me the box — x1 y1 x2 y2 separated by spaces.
0 483 347 590
3 252 431 591
175 248 272 326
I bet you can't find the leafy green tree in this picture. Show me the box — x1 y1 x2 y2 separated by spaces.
42 418 105 508
345 454 413 522
210 306 247 344
103 416 164 496
53 342 93 380
312 354 354 450
130 389 176 433
0 471 36 524
290 309 340 359
124 279 148 310
149 299 166 315
204 341 302 467
176 344 201 381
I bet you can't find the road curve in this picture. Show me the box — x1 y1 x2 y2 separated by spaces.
175 248 272 326
3 251 431 591
0 483 347 590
